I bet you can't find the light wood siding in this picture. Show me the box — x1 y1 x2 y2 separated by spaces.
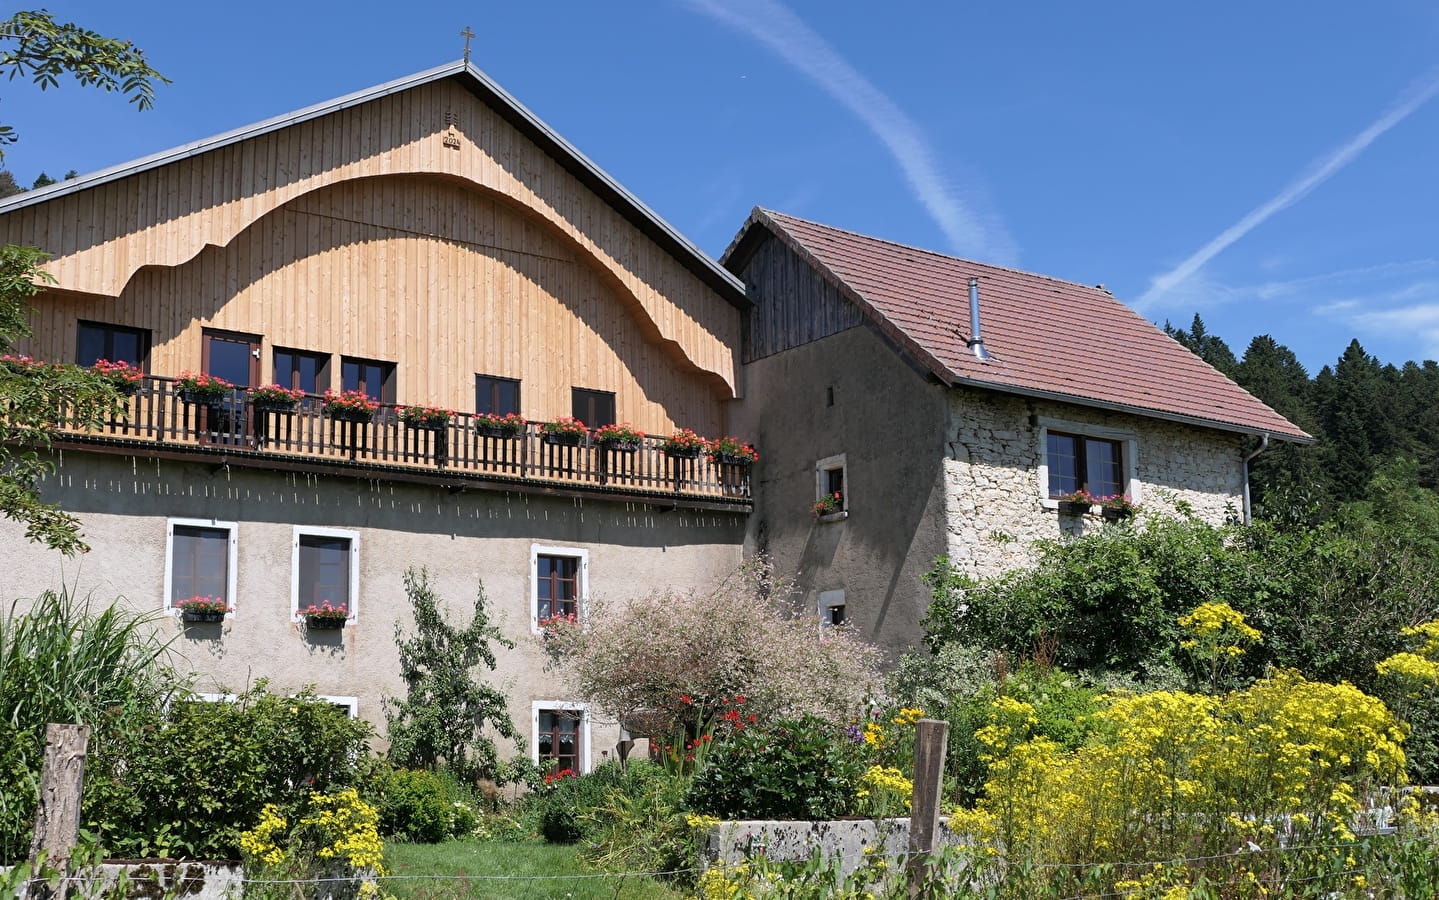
740 232 864 362
23 177 724 436
0 78 739 401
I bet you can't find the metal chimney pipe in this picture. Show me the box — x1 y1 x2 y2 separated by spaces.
967 278 991 361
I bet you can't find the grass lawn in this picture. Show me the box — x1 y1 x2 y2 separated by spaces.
380 840 686 900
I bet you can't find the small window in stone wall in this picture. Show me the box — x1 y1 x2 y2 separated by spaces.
815 454 847 516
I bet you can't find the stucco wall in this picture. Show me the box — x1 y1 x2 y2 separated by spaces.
1 451 746 767
733 323 951 661
942 386 1247 579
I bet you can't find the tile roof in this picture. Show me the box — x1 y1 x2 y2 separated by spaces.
729 209 1310 441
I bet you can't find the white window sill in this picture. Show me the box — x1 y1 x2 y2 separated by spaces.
816 511 849 524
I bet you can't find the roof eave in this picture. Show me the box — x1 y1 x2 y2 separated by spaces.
0 60 749 309
948 374 1315 443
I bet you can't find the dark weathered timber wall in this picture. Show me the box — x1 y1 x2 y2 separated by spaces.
738 233 863 362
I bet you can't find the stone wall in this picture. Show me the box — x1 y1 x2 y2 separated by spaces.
942 386 1247 580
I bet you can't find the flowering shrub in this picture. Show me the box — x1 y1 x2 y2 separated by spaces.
543 560 881 742
707 435 758 464
812 493 843 517
239 789 388 898
322 389 379 416
397 404 453 426
473 411 526 434
247 383 304 405
303 602 350 621
947 669 1409 896
593 422 645 444
541 416 587 437
176 370 232 396
660 428 707 453
1179 600 1262 690
175 595 229 614
0 353 40 371
90 358 144 386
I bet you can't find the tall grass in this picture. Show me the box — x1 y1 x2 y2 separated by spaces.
0 585 175 862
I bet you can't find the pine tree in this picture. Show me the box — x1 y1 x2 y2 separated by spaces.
1165 313 1239 377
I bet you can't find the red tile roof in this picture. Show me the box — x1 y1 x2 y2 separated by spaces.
729 209 1310 441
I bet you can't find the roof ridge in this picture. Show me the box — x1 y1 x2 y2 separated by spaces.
760 208 1111 295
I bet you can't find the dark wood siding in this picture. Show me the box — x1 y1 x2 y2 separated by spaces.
739 233 863 363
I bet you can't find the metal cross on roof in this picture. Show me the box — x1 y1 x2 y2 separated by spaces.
461 26 476 63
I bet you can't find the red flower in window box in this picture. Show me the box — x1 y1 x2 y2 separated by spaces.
707 436 758 466
303 602 350 629
91 359 145 394
322 389 378 422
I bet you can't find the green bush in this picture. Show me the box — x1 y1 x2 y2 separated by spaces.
686 716 862 820
534 763 629 843
579 762 700 885
84 682 373 860
375 768 452 843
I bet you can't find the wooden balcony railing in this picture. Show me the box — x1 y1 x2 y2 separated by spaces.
55 377 752 506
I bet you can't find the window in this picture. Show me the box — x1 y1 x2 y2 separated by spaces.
815 454 847 514
818 590 846 630
476 375 520 416
533 702 589 774
341 357 396 403
532 545 588 630
203 330 260 389
77 320 149 368
571 388 615 429
316 696 360 719
291 527 359 621
274 348 330 396
1046 432 1124 498
164 518 238 612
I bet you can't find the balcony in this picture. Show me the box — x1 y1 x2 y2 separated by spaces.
53 377 752 510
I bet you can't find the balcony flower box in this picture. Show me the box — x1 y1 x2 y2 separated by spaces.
475 412 526 439
322 389 378 423
399 405 454 431
92 359 145 396
247 383 305 413
176 371 232 406
175 595 229 624
661 428 706 459
541 416 587 446
303 602 349 629
707 436 759 467
593 422 645 452
1055 491 1094 516
813 493 843 518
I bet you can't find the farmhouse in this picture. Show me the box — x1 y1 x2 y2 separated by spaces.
724 208 1310 659
0 63 1307 767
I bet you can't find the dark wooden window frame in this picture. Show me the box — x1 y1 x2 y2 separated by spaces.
76 320 151 369
536 707 584 774
536 554 581 621
273 347 331 396
475 374 521 416
1046 430 1126 499
570 388 615 429
295 531 354 618
340 355 397 404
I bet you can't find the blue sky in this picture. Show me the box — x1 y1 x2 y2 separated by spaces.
4 2 1438 375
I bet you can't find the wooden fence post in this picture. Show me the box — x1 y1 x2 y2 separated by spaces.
28 724 91 900
908 718 948 898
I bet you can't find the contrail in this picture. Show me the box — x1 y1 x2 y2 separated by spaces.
682 0 1015 264
1139 68 1439 310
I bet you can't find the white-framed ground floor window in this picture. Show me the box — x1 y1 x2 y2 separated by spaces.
532 701 590 774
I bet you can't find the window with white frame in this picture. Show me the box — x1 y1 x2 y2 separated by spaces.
165 518 238 613
815 454 847 515
532 545 588 631
532 701 589 774
291 527 360 621
1036 418 1137 503
818 590 847 629
316 695 360 719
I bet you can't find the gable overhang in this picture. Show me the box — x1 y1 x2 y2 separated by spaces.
0 60 749 310
724 208 1313 446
